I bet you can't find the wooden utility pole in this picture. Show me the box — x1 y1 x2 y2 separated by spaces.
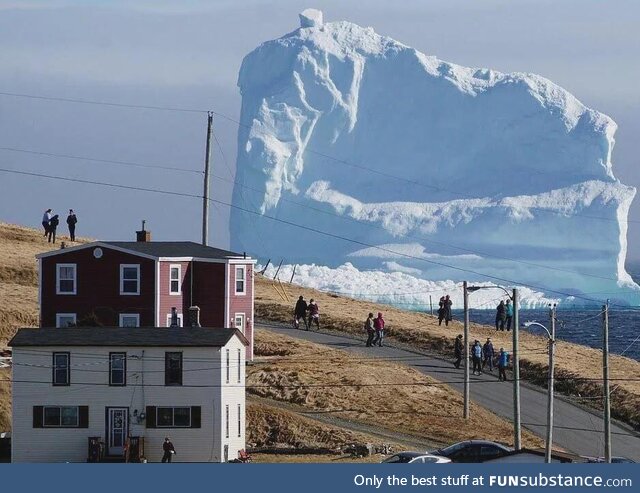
202 111 213 246
512 287 521 450
463 281 470 419
603 302 612 463
545 304 556 463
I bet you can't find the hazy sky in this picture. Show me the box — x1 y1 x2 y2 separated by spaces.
1 0 639 258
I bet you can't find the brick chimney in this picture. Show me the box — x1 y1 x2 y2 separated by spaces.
136 220 151 242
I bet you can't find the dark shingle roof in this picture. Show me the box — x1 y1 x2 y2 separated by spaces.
9 327 248 347
103 241 245 260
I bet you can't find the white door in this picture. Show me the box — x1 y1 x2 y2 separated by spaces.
107 408 128 456
234 313 245 334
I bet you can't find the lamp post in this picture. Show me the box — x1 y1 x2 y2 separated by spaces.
524 304 556 464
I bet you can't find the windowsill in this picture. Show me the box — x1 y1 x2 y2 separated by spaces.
235 291 246 296
119 292 140 296
56 292 77 296
169 292 181 296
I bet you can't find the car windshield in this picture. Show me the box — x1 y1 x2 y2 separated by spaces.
437 443 466 456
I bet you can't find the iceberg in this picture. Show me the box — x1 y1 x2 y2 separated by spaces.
232 10 639 306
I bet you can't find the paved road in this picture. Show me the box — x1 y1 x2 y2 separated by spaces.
257 322 640 461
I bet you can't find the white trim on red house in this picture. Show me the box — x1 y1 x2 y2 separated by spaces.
56 263 77 295
224 262 230 327
55 313 77 328
119 313 140 327
155 260 160 326
169 264 182 295
119 264 140 295
36 242 157 261
234 266 246 296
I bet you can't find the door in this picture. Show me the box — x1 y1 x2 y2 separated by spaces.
234 313 245 334
106 407 128 456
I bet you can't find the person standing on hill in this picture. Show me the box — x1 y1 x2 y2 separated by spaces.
364 312 375 347
472 340 483 375
307 299 320 330
482 337 495 372
454 334 463 369
443 295 453 326
437 296 446 326
505 299 513 331
495 300 506 331
498 348 510 381
373 312 385 347
42 209 52 236
66 209 78 241
293 295 308 330
47 214 59 244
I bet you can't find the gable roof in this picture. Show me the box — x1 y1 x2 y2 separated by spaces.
9 327 249 348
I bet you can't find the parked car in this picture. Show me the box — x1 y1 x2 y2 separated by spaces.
429 440 512 463
382 452 451 464
585 456 636 464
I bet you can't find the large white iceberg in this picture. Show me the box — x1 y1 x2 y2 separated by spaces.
232 10 639 306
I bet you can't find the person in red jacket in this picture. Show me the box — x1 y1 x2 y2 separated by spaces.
372 312 385 347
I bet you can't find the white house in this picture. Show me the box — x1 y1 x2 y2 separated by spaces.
9 327 247 463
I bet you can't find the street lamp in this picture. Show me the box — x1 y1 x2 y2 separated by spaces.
524 304 557 464
466 284 521 450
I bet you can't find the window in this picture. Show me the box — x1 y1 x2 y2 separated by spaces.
225 404 229 438
234 313 245 333
56 313 76 328
235 266 246 294
237 404 241 437
56 264 76 295
165 352 183 386
52 352 70 386
169 265 181 294
120 264 140 295
109 352 126 386
226 349 230 384
166 313 183 327
237 348 242 383
44 406 78 427
156 407 191 428
119 313 140 327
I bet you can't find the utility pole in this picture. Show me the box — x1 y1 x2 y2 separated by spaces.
545 304 556 463
512 287 521 450
202 111 213 246
463 281 470 419
603 302 612 463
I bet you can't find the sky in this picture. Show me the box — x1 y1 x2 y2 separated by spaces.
0 0 639 258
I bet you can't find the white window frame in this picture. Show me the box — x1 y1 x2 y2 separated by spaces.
225 404 229 439
119 313 140 327
234 266 246 295
55 313 76 328
56 263 77 295
237 348 242 383
234 313 245 334
237 404 242 437
120 264 140 295
166 313 183 327
169 264 181 295
225 349 230 384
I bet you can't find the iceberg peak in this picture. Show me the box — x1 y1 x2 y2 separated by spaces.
299 8 323 29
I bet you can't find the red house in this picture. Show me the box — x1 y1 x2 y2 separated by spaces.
36 232 256 359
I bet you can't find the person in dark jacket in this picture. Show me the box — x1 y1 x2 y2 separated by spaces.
307 299 320 330
439 295 453 326
161 437 176 463
495 300 506 331
364 312 375 347
437 296 446 326
472 340 483 375
42 209 52 236
294 295 308 330
505 299 514 331
66 209 77 241
498 348 510 381
482 337 495 372
372 312 385 347
454 334 463 369
47 214 59 244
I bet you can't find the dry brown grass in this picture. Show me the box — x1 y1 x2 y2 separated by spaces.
0 368 10 431
249 329 543 448
255 275 640 429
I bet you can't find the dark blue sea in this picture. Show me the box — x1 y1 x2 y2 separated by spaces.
451 264 640 362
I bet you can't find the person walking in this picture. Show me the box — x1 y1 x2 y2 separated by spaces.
437 296 446 326
66 209 77 241
42 209 52 236
372 312 385 347
293 295 308 330
364 312 375 347
161 437 176 463
443 295 453 326
482 337 495 372
47 214 59 244
454 334 463 369
472 340 483 375
498 348 510 381
505 299 513 331
495 300 506 331
307 299 320 330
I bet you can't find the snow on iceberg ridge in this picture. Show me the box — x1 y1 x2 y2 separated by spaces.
233 10 639 306
262 262 560 310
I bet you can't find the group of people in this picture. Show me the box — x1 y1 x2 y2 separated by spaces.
293 296 320 330
42 208 78 244
437 295 453 326
364 312 385 347
454 335 510 381
495 299 514 331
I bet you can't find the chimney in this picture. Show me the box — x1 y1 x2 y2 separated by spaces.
188 306 201 327
136 219 151 242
